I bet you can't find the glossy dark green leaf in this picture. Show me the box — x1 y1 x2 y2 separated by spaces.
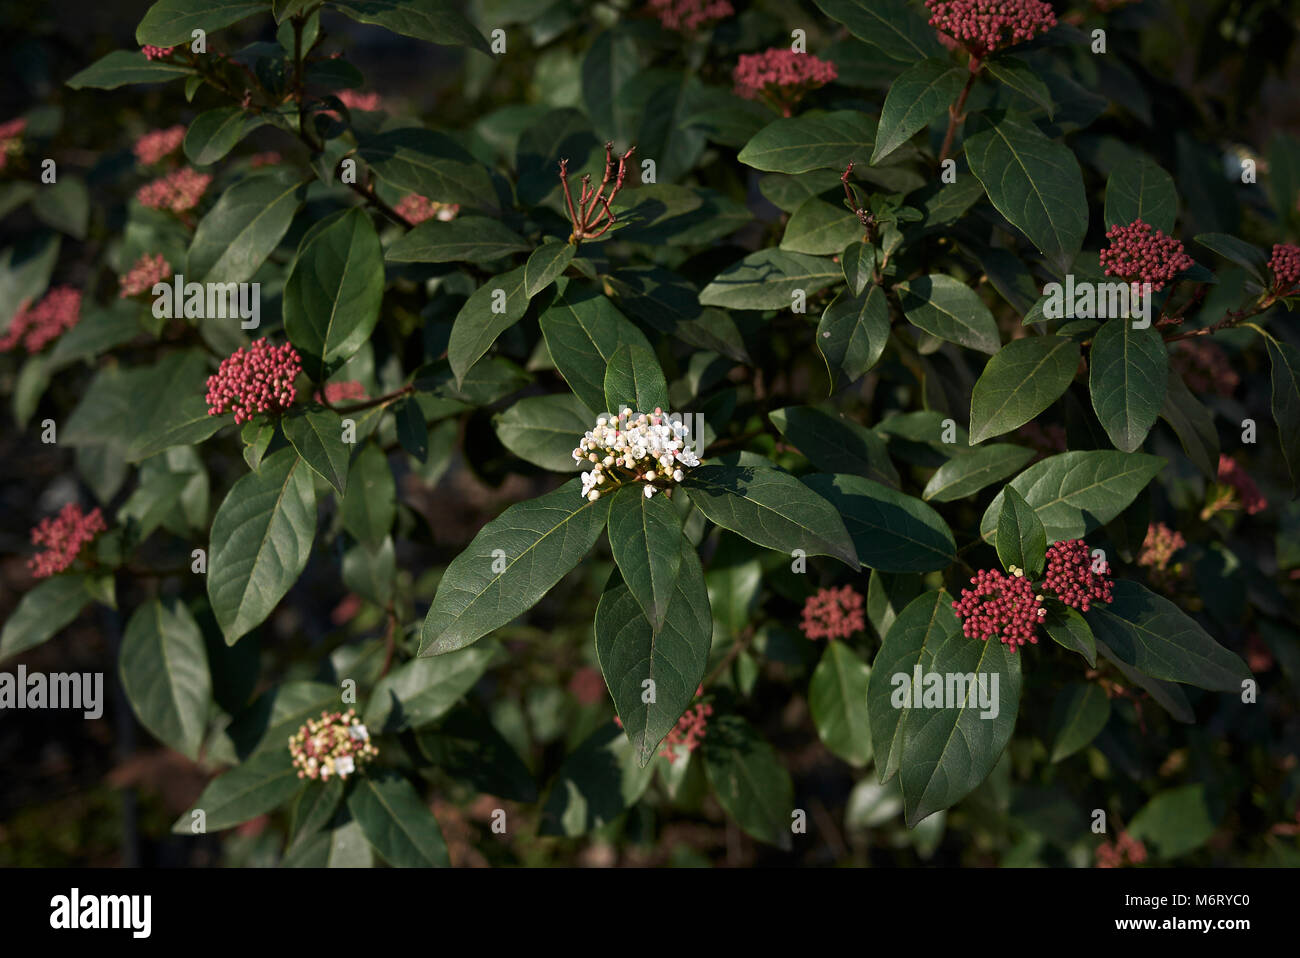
1094 636 1192 722
332 0 490 54
1263 334 1300 489
137 0 265 46
984 56 1055 117
964 113 1088 276
899 274 1001 354
1158 366 1219 480
996 486 1046 578
606 485 685 633
120 598 212 760
539 721 656 837
0 575 90 664
1049 683 1110 762
284 208 385 379
386 216 530 264
682 464 859 568
699 249 840 310
283 407 350 495
781 196 862 255
420 477 611 655
817 283 890 387
364 641 498 732
539 284 654 414
872 58 965 163
415 706 538 802
922 443 1034 502
1128 784 1218 859
603 342 669 415
703 714 795 849
347 773 450 867
340 442 395 548
1195 233 1267 284
769 404 899 487
67 49 196 89
979 450 1165 542
447 265 532 387
207 448 317 644
737 110 878 173
1104 157 1176 233
1085 580 1251 692
494 393 592 472
359 128 496 207
188 171 305 283
171 747 302 834
1089 319 1168 452
596 540 710 765
524 238 576 297
802 473 956 572
969 335 1079 444
813 0 945 63
809 640 873 766
184 106 267 165
1042 604 1097 667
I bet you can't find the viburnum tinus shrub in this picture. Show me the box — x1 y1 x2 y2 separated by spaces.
1 0 1298 867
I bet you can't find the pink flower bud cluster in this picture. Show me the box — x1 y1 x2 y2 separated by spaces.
659 687 713 763
336 89 384 112
733 49 837 116
1042 539 1113 612
1095 831 1147 868
136 167 212 213
394 193 459 225
567 666 607 705
925 0 1057 58
0 286 82 353
133 125 185 165
1215 455 1267 515
1098 218 1194 291
28 502 107 578
647 0 734 32
952 568 1044 651
0 116 25 170
1138 522 1185 571
315 380 367 404
118 253 172 298
205 338 303 424
288 708 377 781
1268 242 1300 294
141 45 174 60
1171 338 1239 397
800 585 866 640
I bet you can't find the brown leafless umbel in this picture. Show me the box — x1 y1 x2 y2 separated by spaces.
558 142 636 244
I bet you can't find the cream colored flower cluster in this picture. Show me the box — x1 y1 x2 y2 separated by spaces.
572 408 701 501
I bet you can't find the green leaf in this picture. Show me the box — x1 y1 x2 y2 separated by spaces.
394 398 427 462
699 249 840 310
996 486 1046 578
1042 603 1097 667
172 747 302 834
227 680 339 758
183 106 268 166
447 265 532 387
979 450 1165 542
606 266 751 364
781 197 862 255
0 575 90 664
494 393 592 472
813 0 946 63
898 274 1001 354
289 778 345 843
284 208 385 379
136 0 265 46
738 110 878 173
539 721 656 837
1263 335 1300 489
67 49 196 89
596 540 711 765
283 821 374 868
582 29 639 140
347 773 450 867
364 641 498 732
1048 683 1110 762
342 536 396 607
524 239 576 298
283 407 350 495
358 128 496 207
841 241 875 296
415 706 538 802
964 113 1088 276
682 464 859 568
187 171 305 283
1104 157 1176 233
602 343 669 416
420 477 611 656
1094 636 1192 722
872 58 966 163
1085 580 1251 692
769 405 899 487
983 57 1055 117
47 301 142 370
703 715 796 849
1128 784 1218 859
606 485 686 634
31 178 89 240
539 284 654 414
802 473 956 572
1089 319 1168 453
340 442 395 547
385 216 530 264
1195 233 1268 284
817 284 890 387
120 598 212 760
332 0 490 54
969 335 1079 444
207 447 317 645
1158 366 1219 480
922 443 1035 502
809 641 873 766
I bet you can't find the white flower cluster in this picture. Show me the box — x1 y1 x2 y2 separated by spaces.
572 407 702 501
